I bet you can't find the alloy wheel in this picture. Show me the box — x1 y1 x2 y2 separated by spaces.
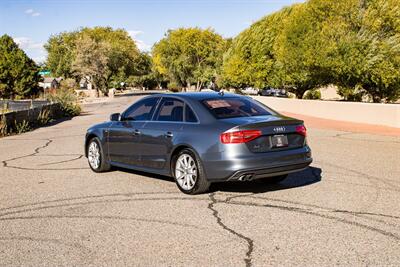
88 141 101 170
175 153 197 191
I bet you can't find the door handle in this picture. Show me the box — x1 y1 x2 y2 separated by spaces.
133 129 141 135
164 131 173 138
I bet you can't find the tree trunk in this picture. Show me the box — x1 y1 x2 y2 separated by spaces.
295 90 305 99
196 80 200 91
372 96 381 103
185 81 191 92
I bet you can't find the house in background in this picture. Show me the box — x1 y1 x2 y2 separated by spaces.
39 77 62 90
79 76 93 90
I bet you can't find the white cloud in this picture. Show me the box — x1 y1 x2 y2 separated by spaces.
127 30 151 51
14 37 43 49
128 30 143 38
13 37 46 63
24 8 41 17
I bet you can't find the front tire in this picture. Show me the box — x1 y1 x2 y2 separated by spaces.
87 137 111 172
172 149 210 194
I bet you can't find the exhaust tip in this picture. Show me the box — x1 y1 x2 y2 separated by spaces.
238 174 254 181
245 174 254 181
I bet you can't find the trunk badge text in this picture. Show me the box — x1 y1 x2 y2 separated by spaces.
273 126 286 132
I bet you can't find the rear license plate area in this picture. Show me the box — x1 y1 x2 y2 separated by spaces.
271 134 288 148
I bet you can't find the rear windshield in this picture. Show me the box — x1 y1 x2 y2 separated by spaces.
202 97 272 119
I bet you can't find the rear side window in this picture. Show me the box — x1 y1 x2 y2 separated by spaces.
155 98 184 122
123 97 159 121
185 105 198 123
202 97 271 119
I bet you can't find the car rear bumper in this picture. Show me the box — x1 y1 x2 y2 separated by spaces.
226 161 312 181
201 146 312 182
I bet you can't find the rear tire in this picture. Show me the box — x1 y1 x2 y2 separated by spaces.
172 149 210 195
87 137 111 172
258 174 288 184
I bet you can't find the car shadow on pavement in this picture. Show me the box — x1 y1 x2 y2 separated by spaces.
115 166 322 194
210 166 322 194
113 167 176 183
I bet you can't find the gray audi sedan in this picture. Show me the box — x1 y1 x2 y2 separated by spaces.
85 92 312 194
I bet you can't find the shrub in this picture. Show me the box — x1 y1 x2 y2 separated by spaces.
48 87 81 117
0 114 8 136
337 86 364 102
167 82 181 93
15 120 30 134
303 89 321 100
37 108 51 125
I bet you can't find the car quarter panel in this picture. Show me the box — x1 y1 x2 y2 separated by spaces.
85 122 112 157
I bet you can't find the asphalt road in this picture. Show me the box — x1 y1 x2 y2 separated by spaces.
0 96 399 266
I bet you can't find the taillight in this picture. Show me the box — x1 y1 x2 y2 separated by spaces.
220 130 262 144
296 125 307 136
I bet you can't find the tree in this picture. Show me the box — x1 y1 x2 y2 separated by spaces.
44 31 79 78
222 0 400 102
126 53 162 89
72 35 110 94
222 7 293 90
339 0 400 102
152 27 226 91
80 27 141 87
45 27 144 92
0 34 40 99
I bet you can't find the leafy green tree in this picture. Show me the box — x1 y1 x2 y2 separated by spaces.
223 0 400 102
342 0 400 102
44 31 79 78
273 2 339 98
45 27 144 92
80 27 141 86
126 53 162 89
0 34 40 99
222 7 293 89
152 27 226 91
295 0 400 102
72 35 110 94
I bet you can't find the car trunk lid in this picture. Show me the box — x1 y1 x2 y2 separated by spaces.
222 115 306 152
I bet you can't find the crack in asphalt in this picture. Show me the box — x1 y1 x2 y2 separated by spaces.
319 160 400 190
0 214 205 230
0 196 205 219
246 195 400 221
1 116 399 265
208 192 254 267
1 138 86 171
228 199 400 241
0 189 399 265
315 159 383 218
2 138 53 168
0 191 179 213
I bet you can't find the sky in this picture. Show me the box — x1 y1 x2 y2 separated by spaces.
0 0 304 63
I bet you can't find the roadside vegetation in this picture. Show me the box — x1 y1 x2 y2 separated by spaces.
0 35 41 99
0 0 399 103
152 28 227 91
47 79 81 117
45 27 152 95
222 0 400 102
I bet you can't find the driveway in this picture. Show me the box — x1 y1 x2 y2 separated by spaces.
0 95 399 266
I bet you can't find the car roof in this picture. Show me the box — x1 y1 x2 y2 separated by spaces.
152 91 241 101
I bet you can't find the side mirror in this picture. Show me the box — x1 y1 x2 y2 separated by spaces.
110 113 120 121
